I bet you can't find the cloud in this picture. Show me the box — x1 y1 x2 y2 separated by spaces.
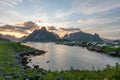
87 9 120 27
35 19 43 23
0 9 51 25
0 21 39 37
59 27 80 32
0 10 28 25
51 22 72 28
81 10 120 39
0 0 119 39
0 0 23 7
22 21 39 29
74 0 120 14
47 26 57 30
78 20 88 23
55 0 120 18
15 21 39 33
96 30 120 39
0 22 4 24
55 10 75 19
0 25 27 34
30 13 52 23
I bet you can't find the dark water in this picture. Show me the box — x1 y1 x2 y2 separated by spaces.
23 42 120 71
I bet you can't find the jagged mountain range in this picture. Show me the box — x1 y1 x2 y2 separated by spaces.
0 21 118 42
22 27 102 42
0 21 102 42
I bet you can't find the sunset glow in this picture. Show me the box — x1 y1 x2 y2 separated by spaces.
0 0 120 39
0 31 27 38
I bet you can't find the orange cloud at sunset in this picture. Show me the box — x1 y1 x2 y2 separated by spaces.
78 20 88 23
0 31 27 38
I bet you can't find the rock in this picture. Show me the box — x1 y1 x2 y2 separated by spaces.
46 61 50 63
18 49 46 69
34 65 39 69
29 59 32 62
5 75 11 79
108 52 118 57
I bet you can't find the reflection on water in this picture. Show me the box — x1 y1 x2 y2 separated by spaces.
23 42 120 71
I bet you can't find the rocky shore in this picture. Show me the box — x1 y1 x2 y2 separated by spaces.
18 49 46 69
87 46 120 57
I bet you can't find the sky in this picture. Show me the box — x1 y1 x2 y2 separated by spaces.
0 0 120 39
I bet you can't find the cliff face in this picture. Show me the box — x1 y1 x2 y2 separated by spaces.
63 31 102 42
22 27 59 42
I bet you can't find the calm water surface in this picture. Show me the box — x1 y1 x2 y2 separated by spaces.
23 42 120 71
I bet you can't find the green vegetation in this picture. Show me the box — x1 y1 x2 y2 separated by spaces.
0 37 10 42
0 42 43 79
102 46 120 53
44 63 120 80
0 39 120 80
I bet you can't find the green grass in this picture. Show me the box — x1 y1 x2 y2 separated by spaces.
102 46 120 52
0 42 44 80
42 63 120 80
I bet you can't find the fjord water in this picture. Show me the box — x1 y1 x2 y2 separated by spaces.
23 42 120 71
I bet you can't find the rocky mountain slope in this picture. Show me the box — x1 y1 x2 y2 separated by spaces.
22 27 59 42
63 31 102 42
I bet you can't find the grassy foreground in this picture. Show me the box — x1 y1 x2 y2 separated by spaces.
0 42 120 80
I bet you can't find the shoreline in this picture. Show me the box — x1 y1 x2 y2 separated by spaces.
18 49 46 69
55 42 120 58
0 42 120 80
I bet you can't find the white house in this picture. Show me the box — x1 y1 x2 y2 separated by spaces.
97 43 107 47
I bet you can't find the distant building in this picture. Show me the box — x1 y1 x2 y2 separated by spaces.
96 43 107 47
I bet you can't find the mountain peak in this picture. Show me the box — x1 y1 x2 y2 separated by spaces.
22 27 59 42
41 27 47 31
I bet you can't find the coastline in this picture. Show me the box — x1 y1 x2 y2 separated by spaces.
55 41 120 58
0 42 120 80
